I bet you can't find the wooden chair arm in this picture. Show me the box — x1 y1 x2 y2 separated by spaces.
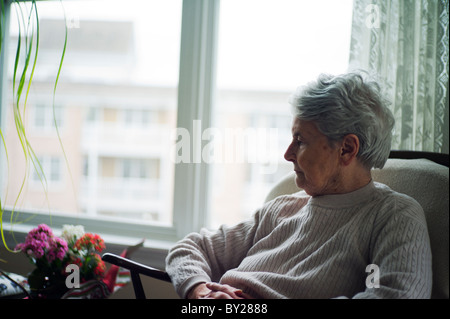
102 253 171 299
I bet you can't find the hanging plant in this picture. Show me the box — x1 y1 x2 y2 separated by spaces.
0 0 68 253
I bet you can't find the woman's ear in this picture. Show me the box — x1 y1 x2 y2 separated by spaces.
339 134 360 166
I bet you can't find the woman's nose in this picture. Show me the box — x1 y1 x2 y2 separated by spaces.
284 142 295 162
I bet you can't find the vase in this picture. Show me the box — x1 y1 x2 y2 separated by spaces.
28 269 68 299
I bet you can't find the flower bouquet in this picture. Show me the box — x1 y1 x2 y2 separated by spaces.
16 224 108 299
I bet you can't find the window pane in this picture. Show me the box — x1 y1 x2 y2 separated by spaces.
210 0 353 227
50 157 61 182
3 0 181 225
34 104 47 128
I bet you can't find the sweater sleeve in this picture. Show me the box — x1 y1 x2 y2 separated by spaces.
165 208 264 298
352 195 433 299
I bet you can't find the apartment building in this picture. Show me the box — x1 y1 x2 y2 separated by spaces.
2 17 292 228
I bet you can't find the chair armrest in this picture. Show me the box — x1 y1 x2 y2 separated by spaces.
102 253 171 282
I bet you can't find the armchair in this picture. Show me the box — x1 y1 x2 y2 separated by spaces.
102 151 449 299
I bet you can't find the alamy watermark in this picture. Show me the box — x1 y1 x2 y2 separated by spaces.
170 120 280 174
66 263 381 290
65 264 80 288
365 264 380 288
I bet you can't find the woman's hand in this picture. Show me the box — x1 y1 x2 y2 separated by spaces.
187 282 252 299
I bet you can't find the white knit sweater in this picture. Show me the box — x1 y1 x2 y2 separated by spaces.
165 181 432 299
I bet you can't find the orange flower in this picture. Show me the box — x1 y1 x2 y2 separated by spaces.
75 233 105 252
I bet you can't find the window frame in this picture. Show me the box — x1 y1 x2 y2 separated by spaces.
0 0 220 258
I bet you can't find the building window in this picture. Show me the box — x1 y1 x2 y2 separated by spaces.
31 156 62 185
33 103 64 132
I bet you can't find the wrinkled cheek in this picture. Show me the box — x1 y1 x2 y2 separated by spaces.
295 168 321 195
295 171 307 189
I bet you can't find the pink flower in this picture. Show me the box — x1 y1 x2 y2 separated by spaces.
46 236 68 263
47 250 57 263
16 224 68 263
53 237 68 260
35 246 45 259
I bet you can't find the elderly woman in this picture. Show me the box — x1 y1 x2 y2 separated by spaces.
165 72 432 299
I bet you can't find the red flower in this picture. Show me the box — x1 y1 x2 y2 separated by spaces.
75 233 105 252
93 255 106 277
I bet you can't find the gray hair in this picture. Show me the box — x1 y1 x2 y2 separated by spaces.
289 72 395 169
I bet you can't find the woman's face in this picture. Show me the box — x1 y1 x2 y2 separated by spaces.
284 118 343 196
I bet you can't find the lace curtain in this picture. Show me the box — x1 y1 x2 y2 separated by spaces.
348 0 449 153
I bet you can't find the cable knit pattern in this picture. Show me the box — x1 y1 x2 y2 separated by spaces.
165 181 432 299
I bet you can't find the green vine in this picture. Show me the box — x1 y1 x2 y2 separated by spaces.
0 0 68 254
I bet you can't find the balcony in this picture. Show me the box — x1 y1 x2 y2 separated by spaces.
79 176 171 222
81 123 172 158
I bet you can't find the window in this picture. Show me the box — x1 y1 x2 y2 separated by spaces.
122 109 156 128
31 156 62 185
32 103 63 132
210 0 353 227
1 0 180 232
0 0 354 246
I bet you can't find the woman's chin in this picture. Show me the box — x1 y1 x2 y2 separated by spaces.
294 175 305 190
295 174 313 195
